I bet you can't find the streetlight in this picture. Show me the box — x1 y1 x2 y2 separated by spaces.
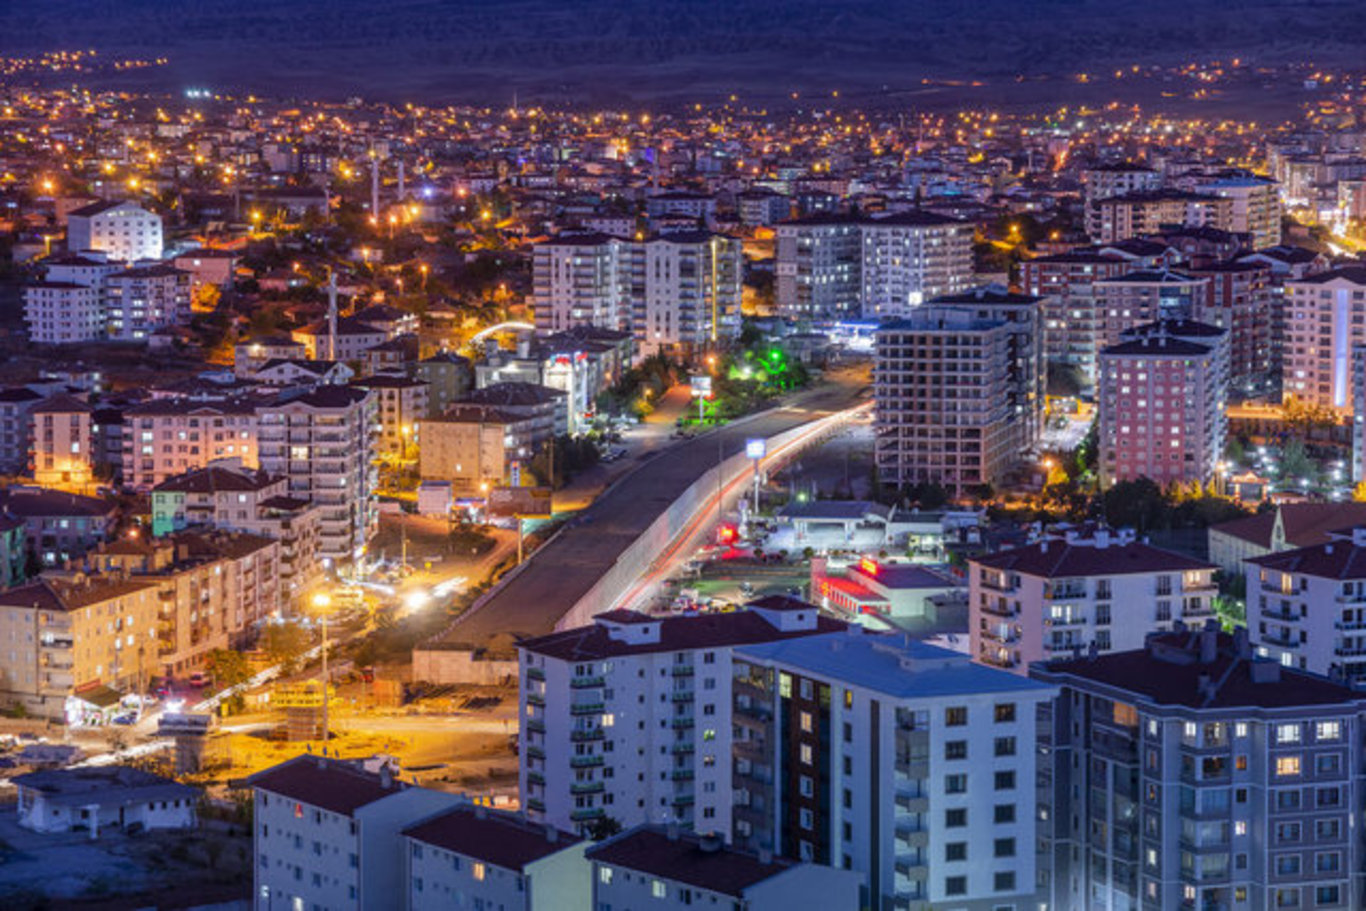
312 592 332 744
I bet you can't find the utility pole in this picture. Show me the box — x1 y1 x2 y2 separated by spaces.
320 612 329 743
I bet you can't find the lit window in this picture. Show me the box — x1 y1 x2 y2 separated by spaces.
1276 756 1301 778
652 879 667 898
472 862 485 881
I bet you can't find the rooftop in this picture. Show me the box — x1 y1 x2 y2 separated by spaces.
247 755 407 816
403 806 580 872
586 827 794 898
974 537 1213 578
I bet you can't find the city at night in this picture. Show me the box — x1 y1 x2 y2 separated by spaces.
1 2 1366 909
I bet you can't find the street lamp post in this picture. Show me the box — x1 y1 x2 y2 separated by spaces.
312 593 332 743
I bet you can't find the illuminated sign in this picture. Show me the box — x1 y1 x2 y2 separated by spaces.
745 439 766 459
690 375 713 398
859 557 879 576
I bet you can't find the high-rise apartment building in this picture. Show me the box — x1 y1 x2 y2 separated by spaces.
1187 260 1274 396
103 264 192 341
1094 270 1209 351
1033 626 1366 911
775 215 864 321
1283 267 1366 414
66 199 163 262
873 310 1014 496
517 599 845 838
1195 173 1282 250
732 632 1056 911
1098 320 1229 488
858 211 974 320
532 233 632 334
1088 190 1234 245
634 232 742 358
121 398 262 490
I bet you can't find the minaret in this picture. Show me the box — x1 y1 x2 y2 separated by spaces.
326 272 339 362
369 149 380 219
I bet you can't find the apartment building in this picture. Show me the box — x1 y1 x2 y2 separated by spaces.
103 265 191 341
351 375 427 459
1094 269 1208 351
1283 266 1366 414
1243 525 1366 684
1033 626 1366 911
30 393 94 490
517 598 845 838
873 309 1014 496
0 485 116 567
66 199 163 262
732 631 1055 911
926 286 1045 453
411 352 474 418
588 825 860 911
1194 173 1282 250
291 317 388 364
1022 250 1132 386
0 388 45 472
1088 190 1234 245
969 527 1218 671
1187 260 1274 395
25 282 104 344
1098 320 1229 488
775 215 864 320
150 465 321 606
121 398 261 490
258 386 376 565
532 233 632 334
86 529 281 673
403 805 589 911
0 574 161 719
1083 162 1162 212
634 232 742 358
418 405 540 494
250 755 461 911
858 211 973 320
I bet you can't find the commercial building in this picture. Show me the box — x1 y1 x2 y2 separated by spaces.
969 527 1218 671
588 825 861 911
517 599 845 838
1033 626 1366 911
1097 320 1229 488
66 199 163 262
732 631 1055 911
810 556 960 624
873 309 1014 496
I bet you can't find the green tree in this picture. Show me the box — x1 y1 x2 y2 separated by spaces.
205 649 251 690
261 621 313 667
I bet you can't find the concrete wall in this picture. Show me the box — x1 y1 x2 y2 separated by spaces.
411 648 517 686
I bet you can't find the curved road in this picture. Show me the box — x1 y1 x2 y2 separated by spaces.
424 369 869 651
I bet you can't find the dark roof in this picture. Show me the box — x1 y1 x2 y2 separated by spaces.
974 539 1213 578
0 576 158 612
1212 503 1366 550
930 286 1042 306
276 386 370 409
0 486 113 518
521 607 844 661
460 382 566 407
0 388 46 404
537 231 625 247
1247 532 1366 580
1103 335 1213 357
31 393 92 414
68 199 138 218
352 375 426 390
1038 631 1363 710
153 466 279 495
869 209 966 227
587 828 794 898
247 756 406 816
403 806 581 871
1087 161 1156 173
1289 265 1366 286
1122 318 1225 340
1096 269 1201 284
436 404 527 425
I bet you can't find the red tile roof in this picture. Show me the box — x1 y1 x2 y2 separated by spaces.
974 540 1213 578
403 806 580 872
247 756 406 816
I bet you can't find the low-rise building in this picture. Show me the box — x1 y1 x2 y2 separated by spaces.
418 405 541 494
14 766 198 836
588 825 861 911
969 527 1218 671
0 485 115 567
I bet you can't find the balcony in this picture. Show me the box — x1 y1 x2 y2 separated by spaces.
670 665 695 677
526 719 546 734
1045 638 1086 653
1261 631 1297 648
570 727 605 742
570 674 604 689
1044 586 1088 601
671 690 694 702
1335 644 1366 657
526 692 545 707
670 716 695 729
570 781 604 795
570 702 604 715
1334 618 1366 631
527 799 545 813
980 626 1019 644
570 807 604 822
526 667 545 681
671 769 695 781
1046 614 1087 627
570 755 603 768
671 742 696 755
525 745 545 760
894 794 929 814
671 794 695 807
527 771 545 786
979 601 1018 618
1260 606 1298 623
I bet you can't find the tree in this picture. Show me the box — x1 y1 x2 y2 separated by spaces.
586 815 623 841
261 621 313 667
205 649 251 690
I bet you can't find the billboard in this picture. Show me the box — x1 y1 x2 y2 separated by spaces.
746 439 767 459
487 485 554 518
690 375 713 398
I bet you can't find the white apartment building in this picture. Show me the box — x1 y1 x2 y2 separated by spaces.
588 825 861 911
1083 162 1162 212
873 310 1014 496
1284 266 1366 414
250 755 461 911
1098 320 1229 488
532 233 632 334
1033 626 1366 911
403 804 589 911
103 264 191 341
969 527 1219 671
634 232 742 358
775 215 864 320
25 282 104 344
732 631 1056 911
66 199 163 263
42 253 125 289
121 399 261 490
859 211 973 320
351 375 428 459
258 386 377 564
1245 525 1366 684
517 598 845 838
